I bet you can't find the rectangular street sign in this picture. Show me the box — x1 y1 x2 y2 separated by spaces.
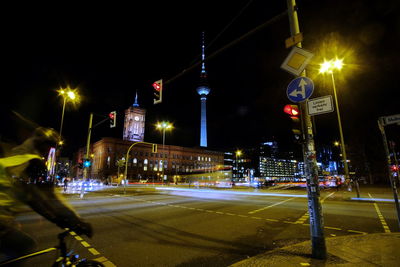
307 95 334 116
285 32 303 48
382 114 400 126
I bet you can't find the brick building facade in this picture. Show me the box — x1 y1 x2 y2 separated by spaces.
75 137 224 183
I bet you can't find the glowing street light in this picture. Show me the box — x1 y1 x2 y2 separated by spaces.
156 121 173 183
333 141 340 147
319 59 358 196
235 150 242 183
57 87 80 145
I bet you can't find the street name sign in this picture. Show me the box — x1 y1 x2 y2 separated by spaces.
381 114 400 126
287 76 314 103
281 46 314 76
307 95 334 116
285 32 303 48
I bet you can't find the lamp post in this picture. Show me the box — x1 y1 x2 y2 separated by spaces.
55 87 79 180
57 87 79 145
320 60 360 197
156 121 173 184
235 150 242 184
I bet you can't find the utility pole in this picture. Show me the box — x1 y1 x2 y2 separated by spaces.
81 112 93 198
378 118 400 229
124 142 156 193
286 0 326 259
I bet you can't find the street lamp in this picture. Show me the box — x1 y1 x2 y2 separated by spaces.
320 59 359 197
156 121 173 184
235 150 242 184
57 87 79 145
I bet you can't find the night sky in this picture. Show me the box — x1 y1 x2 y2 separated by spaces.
1 0 399 175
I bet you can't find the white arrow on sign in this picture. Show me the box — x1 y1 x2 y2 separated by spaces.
289 78 307 98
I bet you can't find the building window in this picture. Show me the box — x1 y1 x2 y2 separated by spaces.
144 159 148 165
133 158 137 164
144 166 147 171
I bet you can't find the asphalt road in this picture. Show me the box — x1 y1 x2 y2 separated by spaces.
14 185 400 266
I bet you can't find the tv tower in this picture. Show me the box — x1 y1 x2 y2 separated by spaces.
196 32 211 147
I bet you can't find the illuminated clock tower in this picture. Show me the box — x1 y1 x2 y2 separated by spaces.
123 93 146 142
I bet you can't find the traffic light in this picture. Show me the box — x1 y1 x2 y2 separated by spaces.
283 104 302 142
391 165 399 172
109 111 116 128
83 159 91 168
153 79 163 104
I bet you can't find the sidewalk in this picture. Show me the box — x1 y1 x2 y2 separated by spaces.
231 233 400 267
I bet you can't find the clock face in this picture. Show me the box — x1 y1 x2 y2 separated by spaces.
134 116 140 121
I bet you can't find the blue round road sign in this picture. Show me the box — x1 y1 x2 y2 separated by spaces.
287 76 314 103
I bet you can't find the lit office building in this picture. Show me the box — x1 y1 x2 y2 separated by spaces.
259 157 299 180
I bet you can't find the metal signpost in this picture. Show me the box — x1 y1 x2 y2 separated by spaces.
378 115 400 229
284 0 327 259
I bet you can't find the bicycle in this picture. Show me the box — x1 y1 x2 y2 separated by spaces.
0 230 104 266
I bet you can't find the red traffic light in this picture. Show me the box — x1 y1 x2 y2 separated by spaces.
153 79 163 105
283 104 299 116
153 82 161 91
109 111 117 128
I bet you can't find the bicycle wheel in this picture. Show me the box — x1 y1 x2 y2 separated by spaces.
76 259 105 267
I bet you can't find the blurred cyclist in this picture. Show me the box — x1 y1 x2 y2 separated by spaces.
0 127 92 264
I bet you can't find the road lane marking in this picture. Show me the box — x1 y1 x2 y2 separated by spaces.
88 248 100 255
283 221 296 224
103 261 117 267
136 196 369 235
295 192 335 224
347 230 367 235
69 231 116 266
324 226 342 231
81 241 91 247
94 257 108 262
295 212 309 224
369 193 391 233
248 197 295 214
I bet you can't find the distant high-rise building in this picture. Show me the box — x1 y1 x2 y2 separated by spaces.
196 32 211 147
123 92 146 142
